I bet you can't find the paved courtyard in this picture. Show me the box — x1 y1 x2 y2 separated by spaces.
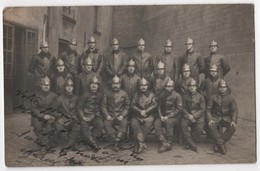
5 113 256 167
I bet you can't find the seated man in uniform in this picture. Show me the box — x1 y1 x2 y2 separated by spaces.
181 78 206 152
30 76 58 156
131 78 157 154
52 78 80 152
206 79 238 155
154 79 182 153
101 75 130 151
77 76 104 151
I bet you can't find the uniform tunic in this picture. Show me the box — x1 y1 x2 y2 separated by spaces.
204 52 230 78
28 51 56 87
132 50 154 80
155 52 179 82
178 51 205 82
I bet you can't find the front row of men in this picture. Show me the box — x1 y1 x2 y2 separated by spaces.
30 59 238 157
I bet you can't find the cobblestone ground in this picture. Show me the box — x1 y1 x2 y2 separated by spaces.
5 113 256 167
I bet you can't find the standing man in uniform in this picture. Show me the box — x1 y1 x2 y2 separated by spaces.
178 37 205 82
150 61 171 97
181 79 206 152
77 57 99 95
105 38 127 81
28 41 56 88
199 64 222 102
51 58 72 96
79 36 103 75
101 75 130 150
155 39 179 82
132 38 154 81
30 76 57 156
154 79 182 153
121 58 141 102
77 76 104 151
206 79 238 155
175 64 194 97
204 40 231 79
131 78 157 154
60 38 80 76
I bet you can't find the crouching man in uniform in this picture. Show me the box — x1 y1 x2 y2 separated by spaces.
52 78 80 151
30 76 58 156
131 78 157 154
77 76 104 151
206 79 238 155
101 75 130 151
181 78 206 152
154 79 182 153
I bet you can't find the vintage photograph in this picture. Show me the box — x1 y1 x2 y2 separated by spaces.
3 4 256 166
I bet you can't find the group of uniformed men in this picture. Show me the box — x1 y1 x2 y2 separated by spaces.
28 36 238 157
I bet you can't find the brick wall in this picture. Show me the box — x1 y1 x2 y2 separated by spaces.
113 4 255 121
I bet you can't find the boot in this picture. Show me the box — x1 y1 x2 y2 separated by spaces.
109 133 121 152
186 137 197 152
136 133 146 154
213 144 219 152
115 132 126 142
158 135 171 153
218 143 227 155
85 135 100 152
166 136 173 150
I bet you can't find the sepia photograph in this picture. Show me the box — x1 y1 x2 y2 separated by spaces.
2 3 256 167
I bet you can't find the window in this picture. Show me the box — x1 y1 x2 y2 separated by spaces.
94 6 102 35
3 24 14 76
58 39 69 57
62 7 76 20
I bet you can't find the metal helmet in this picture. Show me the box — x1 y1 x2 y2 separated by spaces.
90 76 100 85
88 36 96 43
185 37 194 45
137 38 145 45
40 41 49 48
127 58 135 66
139 77 149 86
65 78 74 86
69 38 77 45
41 76 51 85
209 40 218 47
218 79 228 87
210 64 218 71
157 60 165 69
182 63 191 71
112 75 121 84
166 79 175 87
83 57 92 65
111 38 119 45
165 39 173 47
56 58 64 66
188 78 197 86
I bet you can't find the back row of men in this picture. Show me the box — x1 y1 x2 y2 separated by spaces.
28 36 237 156
28 36 230 91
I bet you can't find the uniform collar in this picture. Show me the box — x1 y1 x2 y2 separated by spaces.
210 52 217 55
127 72 136 77
112 49 120 54
85 48 99 54
186 50 194 55
39 51 51 59
67 47 78 56
210 75 219 82
156 74 166 80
